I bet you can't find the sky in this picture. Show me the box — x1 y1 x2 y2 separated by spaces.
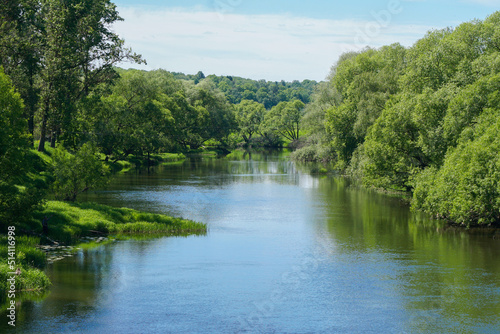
111 0 500 82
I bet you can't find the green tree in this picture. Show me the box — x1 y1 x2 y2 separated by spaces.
37 0 143 151
235 100 266 144
96 69 174 158
185 80 237 146
0 68 41 224
264 100 305 141
51 143 109 201
412 110 500 226
0 0 43 144
323 45 406 167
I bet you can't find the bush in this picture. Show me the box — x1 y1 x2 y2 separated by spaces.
0 68 43 224
412 110 500 226
51 143 110 201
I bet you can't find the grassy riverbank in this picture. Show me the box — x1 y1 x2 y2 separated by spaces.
0 201 206 308
30 201 207 244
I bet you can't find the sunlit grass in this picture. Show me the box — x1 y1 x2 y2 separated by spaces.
27 201 206 244
0 235 51 303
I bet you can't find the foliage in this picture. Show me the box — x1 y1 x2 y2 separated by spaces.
235 99 266 144
0 0 43 143
0 0 144 152
297 11 500 225
0 67 29 184
184 79 237 146
412 110 500 226
325 44 406 166
173 72 318 109
50 143 109 201
92 69 177 158
0 68 43 225
263 100 305 141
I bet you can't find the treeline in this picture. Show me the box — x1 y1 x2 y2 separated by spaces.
0 0 146 224
297 11 500 227
172 71 317 109
0 0 316 224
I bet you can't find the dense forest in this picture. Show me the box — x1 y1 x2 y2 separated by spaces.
296 11 500 227
1 0 499 232
173 71 317 108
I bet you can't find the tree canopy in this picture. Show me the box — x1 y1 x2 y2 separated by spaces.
298 11 500 226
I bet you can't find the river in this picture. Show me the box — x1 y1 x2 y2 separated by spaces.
4 151 500 333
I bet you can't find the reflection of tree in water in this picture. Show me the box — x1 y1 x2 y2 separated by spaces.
7 238 172 333
310 176 500 333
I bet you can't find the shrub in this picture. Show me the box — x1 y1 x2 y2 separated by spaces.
412 110 500 226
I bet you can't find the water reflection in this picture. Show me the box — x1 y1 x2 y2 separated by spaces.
3 151 499 333
310 177 500 333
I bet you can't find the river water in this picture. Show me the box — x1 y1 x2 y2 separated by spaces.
4 152 500 333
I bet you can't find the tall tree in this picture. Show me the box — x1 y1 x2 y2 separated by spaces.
0 68 40 223
0 0 44 144
235 100 266 144
264 100 305 141
37 0 143 151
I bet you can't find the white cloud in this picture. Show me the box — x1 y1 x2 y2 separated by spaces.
114 7 432 81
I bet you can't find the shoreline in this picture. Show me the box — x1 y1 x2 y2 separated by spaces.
0 200 207 310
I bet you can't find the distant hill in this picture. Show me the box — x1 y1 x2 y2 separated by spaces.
172 71 318 109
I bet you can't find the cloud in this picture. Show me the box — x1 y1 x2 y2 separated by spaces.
113 7 431 81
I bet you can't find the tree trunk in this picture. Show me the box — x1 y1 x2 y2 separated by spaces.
28 112 34 147
27 68 37 146
50 131 56 148
37 104 48 152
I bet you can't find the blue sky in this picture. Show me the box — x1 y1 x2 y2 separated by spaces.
112 0 500 81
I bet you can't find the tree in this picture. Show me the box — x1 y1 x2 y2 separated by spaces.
185 80 237 146
235 100 266 144
96 69 175 158
412 110 500 226
37 0 143 151
0 68 41 224
194 70 205 84
323 45 406 167
264 100 305 141
51 143 109 201
0 0 43 144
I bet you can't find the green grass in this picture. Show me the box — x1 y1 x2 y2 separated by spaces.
0 235 51 306
0 200 206 302
1 143 200 302
157 152 186 161
125 152 186 170
27 201 206 244
186 148 219 157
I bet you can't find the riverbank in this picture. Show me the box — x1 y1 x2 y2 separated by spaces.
31 201 207 244
0 200 207 308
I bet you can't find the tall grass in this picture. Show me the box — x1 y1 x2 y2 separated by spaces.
0 236 47 269
0 235 50 304
28 201 206 244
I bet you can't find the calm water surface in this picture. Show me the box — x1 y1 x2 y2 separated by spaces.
4 152 500 333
